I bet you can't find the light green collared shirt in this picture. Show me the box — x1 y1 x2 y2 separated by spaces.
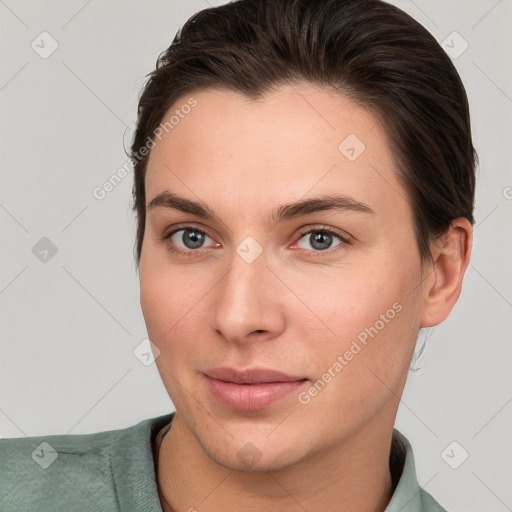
0 412 448 511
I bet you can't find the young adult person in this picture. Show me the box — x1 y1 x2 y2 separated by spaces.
0 1 476 510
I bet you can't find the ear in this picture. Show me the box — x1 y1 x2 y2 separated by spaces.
419 217 473 328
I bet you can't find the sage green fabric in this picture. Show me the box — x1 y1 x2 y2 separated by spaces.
0 412 448 511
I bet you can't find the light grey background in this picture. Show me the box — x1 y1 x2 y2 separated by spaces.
1 1 511 511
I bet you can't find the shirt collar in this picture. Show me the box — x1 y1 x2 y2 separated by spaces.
110 412 172 511
385 428 428 511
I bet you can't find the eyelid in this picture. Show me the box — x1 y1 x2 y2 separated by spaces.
294 225 352 244
160 223 220 254
289 226 351 257
160 222 215 241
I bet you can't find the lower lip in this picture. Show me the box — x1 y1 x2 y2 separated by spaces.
205 376 307 411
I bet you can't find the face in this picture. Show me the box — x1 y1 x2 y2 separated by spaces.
139 83 426 472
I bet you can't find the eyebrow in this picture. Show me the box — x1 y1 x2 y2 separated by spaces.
147 190 374 225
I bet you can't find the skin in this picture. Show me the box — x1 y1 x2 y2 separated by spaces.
139 83 472 512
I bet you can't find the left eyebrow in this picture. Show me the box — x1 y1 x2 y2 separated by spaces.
147 191 374 226
270 194 374 224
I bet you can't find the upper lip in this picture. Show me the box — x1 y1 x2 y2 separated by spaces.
204 367 306 384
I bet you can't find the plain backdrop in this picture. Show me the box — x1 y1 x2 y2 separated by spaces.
1 1 511 511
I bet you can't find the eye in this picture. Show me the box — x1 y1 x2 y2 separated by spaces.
294 226 350 254
160 225 219 256
160 224 351 258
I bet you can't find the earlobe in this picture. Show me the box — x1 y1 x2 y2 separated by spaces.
419 218 473 328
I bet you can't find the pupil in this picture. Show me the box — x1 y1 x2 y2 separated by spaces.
184 230 204 249
311 232 331 250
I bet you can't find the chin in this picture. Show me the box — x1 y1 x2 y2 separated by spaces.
204 440 302 473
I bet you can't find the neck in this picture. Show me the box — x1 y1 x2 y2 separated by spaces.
156 413 396 512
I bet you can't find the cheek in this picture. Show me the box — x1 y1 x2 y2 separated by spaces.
139 262 216 370
298 279 419 431
140 258 197 337
314 265 406 336
139 268 203 406
309 260 421 383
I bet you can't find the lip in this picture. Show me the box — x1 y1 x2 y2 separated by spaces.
204 367 305 384
203 367 308 411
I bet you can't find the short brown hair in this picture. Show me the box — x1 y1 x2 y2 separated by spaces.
130 0 477 267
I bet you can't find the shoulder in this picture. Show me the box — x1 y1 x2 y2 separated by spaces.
419 489 451 512
1 427 119 512
0 413 174 512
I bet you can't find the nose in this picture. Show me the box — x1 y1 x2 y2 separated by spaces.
209 248 285 345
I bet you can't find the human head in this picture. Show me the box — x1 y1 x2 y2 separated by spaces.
130 0 475 474
130 0 476 267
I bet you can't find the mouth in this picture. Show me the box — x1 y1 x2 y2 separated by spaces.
203 367 308 411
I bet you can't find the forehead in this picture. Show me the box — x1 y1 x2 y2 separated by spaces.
144 83 409 221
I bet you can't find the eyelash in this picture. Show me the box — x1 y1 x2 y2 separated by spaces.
159 224 351 258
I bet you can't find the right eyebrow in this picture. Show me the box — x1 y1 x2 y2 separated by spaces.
147 191 223 223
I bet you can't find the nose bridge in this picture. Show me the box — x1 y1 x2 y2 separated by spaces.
219 246 268 315
221 230 270 293
209 244 283 342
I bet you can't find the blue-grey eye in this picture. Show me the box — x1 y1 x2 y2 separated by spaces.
297 230 343 251
172 228 210 249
